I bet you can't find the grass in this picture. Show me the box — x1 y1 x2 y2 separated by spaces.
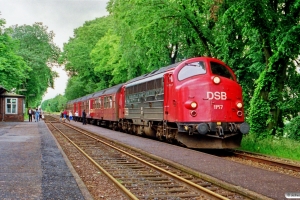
240 134 300 161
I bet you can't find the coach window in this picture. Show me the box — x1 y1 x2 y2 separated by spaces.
112 96 116 108
109 96 113 108
100 97 104 108
178 61 206 81
6 98 17 114
210 62 234 80
107 97 109 108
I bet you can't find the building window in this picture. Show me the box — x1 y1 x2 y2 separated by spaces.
6 98 18 114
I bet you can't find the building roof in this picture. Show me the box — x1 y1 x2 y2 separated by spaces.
0 91 25 98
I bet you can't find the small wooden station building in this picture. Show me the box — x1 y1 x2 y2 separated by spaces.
0 86 25 122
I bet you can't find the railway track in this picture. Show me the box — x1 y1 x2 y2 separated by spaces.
229 150 300 173
45 115 252 199
202 148 300 178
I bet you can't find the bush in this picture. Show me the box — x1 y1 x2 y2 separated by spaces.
284 116 300 141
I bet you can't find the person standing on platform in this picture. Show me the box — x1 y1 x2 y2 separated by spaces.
82 109 87 125
63 109 67 119
75 111 78 122
28 107 33 122
69 111 73 121
35 108 40 122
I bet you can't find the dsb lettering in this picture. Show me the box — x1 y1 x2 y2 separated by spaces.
206 92 227 100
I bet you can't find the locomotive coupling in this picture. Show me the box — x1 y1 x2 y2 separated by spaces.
217 125 224 137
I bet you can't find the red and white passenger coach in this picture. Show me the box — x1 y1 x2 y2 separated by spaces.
67 57 249 148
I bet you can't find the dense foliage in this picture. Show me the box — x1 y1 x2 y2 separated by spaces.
0 19 31 90
5 22 60 107
58 0 300 141
41 94 67 113
59 16 115 98
284 116 300 141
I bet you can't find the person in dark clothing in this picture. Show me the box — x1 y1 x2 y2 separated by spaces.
60 111 64 122
28 107 33 122
82 109 87 125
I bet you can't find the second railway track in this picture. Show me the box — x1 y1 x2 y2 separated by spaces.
229 150 300 173
45 116 254 200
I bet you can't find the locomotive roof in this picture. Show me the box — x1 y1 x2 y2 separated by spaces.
125 62 180 87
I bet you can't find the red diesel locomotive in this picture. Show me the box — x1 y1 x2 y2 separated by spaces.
67 57 249 148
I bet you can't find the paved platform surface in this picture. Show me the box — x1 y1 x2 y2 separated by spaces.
0 121 90 200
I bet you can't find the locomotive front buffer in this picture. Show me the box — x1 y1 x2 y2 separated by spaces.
180 121 250 138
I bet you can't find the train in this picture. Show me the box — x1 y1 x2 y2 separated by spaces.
66 57 250 148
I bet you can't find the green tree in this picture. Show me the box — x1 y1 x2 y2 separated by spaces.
90 30 125 89
0 18 31 90
41 99 50 112
7 22 60 107
107 0 217 74
64 76 86 100
41 94 67 112
60 16 114 96
215 0 300 137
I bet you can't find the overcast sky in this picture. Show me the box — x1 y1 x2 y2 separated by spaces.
0 0 109 101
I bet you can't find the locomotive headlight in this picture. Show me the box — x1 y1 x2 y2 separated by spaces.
212 76 221 84
236 102 243 109
191 102 197 109
185 100 198 109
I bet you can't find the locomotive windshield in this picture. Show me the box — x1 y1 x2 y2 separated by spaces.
178 61 206 81
210 62 234 80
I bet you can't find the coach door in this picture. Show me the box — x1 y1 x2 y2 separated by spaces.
163 73 176 121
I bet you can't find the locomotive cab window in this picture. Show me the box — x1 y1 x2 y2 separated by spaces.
178 61 206 81
210 62 234 80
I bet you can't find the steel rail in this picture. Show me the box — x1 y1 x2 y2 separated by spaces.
232 150 300 172
62 122 230 200
49 122 139 200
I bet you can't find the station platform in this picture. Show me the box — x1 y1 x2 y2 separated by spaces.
0 120 92 199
